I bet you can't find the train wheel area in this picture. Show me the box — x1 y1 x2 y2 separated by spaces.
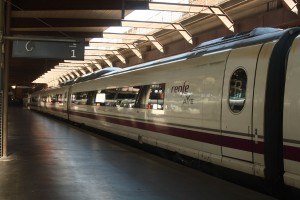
0 107 277 200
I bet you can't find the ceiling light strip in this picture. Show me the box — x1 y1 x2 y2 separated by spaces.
122 20 193 44
282 0 298 14
148 2 234 32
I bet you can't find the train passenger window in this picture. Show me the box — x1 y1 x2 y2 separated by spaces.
71 92 88 105
31 96 39 103
147 84 165 110
101 89 117 107
117 87 139 108
134 83 165 110
41 96 47 102
51 95 57 103
95 91 106 104
64 92 68 103
228 68 247 113
86 91 97 105
56 94 63 103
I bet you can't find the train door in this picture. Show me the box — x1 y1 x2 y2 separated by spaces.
221 44 263 162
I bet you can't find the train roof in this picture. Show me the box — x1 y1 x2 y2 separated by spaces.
59 67 121 86
190 27 284 57
63 27 290 87
97 27 286 78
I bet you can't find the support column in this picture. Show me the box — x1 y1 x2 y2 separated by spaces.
1 0 11 157
0 0 5 157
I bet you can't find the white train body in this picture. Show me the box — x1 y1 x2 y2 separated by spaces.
29 27 300 193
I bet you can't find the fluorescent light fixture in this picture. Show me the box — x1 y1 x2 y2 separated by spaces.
89 42 127 49
64 60 90 63
103 33 147 40
282 0 298 14
85 55 102 60
122 20 174 29
59 63 85 67
55 67 79 70
85 49 113 55
149 2 213 14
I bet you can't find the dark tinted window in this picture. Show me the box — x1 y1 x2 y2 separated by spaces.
228 68 247 113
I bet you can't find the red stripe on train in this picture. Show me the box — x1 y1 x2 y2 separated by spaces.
68 110 265 155
44 108 299 162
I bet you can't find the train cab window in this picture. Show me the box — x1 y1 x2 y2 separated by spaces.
228 68 247 113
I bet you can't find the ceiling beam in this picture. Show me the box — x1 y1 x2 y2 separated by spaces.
148 2 234 32
10 0 149 11
11 18 122 28
282 0 298 15
10 31 103 38
122 20 193 44
103 33 163 52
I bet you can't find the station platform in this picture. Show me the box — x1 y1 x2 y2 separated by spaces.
0 107 277 200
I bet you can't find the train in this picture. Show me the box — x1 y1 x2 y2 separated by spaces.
28 27 300 196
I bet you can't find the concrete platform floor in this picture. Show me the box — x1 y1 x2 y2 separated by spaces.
0 107 277 200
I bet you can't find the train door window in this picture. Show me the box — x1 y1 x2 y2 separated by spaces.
228 68 247 113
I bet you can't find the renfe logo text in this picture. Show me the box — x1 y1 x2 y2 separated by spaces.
171 81 189 93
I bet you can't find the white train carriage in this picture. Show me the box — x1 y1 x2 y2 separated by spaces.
283 37 300 189
30 86 69 119
29 27 300 194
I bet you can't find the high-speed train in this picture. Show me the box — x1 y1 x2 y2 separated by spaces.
29 27 300 195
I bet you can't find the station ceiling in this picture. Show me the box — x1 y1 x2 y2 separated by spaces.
8 0 149 87
4 0 300 88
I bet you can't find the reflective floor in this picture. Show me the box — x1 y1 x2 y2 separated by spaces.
0 107 277 200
